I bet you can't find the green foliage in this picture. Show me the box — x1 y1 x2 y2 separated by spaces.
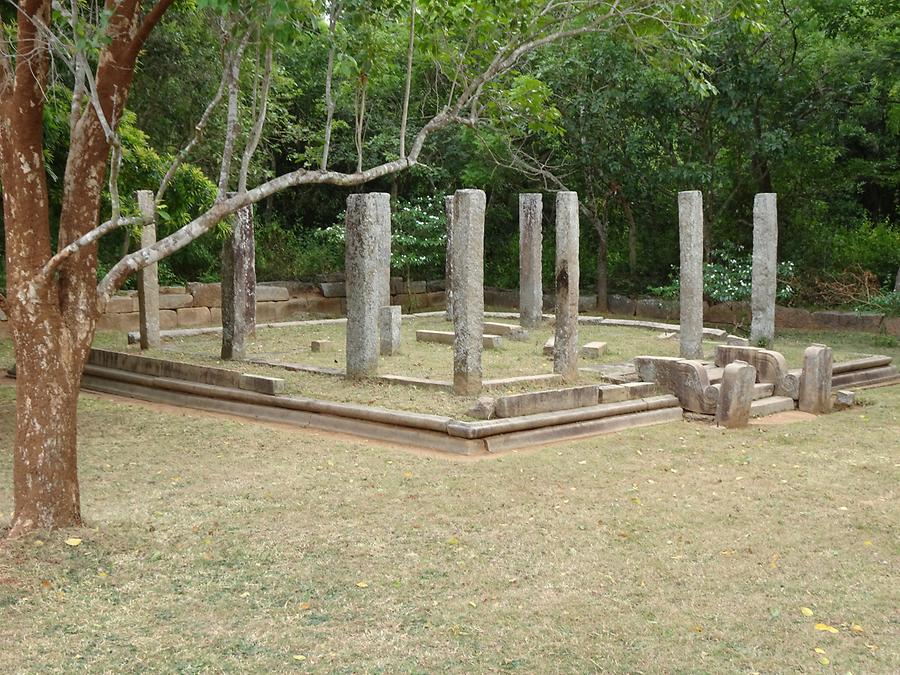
858 290 900 317
650 246 797 304
255 219 343 281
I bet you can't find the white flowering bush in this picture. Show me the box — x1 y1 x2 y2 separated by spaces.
651 245 797 304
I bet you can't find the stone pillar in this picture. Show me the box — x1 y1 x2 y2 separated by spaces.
444 195 454 322
798 343 833 414
451 189 486 395
519 193 543 329
553 191 580 381
136 190 160 350
345 193 391 378
715 360 757 429
379 305 401 356
678 190 704 360
750 193 778 347
221 200 257 360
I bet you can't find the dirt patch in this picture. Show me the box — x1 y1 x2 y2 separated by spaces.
750 410 818 426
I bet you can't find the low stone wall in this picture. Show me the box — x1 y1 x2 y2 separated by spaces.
1 282 896 337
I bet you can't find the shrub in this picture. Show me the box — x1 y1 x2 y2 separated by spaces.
649 245 797 304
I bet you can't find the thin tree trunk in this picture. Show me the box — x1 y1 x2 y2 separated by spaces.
321 2 341 170
593 203 609 312
398 0 416 157
621 195 637 279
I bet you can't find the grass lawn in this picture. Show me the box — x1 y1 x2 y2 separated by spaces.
0 380 898 672
85 316 900 418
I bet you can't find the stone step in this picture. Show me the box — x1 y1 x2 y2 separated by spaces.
832 365 899 388
483 322 529 341
706 366 724 384
750 396 796 417
833 355 893 375
711 381 774 400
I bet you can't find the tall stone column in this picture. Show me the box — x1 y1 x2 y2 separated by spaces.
221 200 256 360
678 190 704 360
553 191 580 381
519 193 543 329
444 195 454 322
136 190 160 350
451 189 486 395
345 192 391 378
750 193 778 347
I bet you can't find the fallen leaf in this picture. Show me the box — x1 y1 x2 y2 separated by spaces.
770 552 780 569
863 540 873 547
814 648 827 655
64 538 82 547
356 581 369 588
692 625 703 633
292 654 306 661
801 607 815 617
40 579 52 590
819 656 830 665
851 623 864 633
298 601 311 611
815 623 839 634
446 536 459 546
468 601 476 608
402 471 413 479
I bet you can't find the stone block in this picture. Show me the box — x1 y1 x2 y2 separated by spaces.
715 360 757 429
319 281 346 298
256 285 290 302
581 341 607 358
811 311 884 333
279 298 308 320
494 385 600 418
484 287 518 309
834 390 855 409
160 310 178 330
187 282 222 308
726 334 750 346
885 317 900 336
636 297 679 321
106 295 137 314
608 294 636 317
416 330 500 350
158 293 193 310
238 374 285 395
775 305 814 329
209 308 222 326
543 336 555 356
311 339 332 353
468 396 495 420
255 302 279 323
160 286 188 294
621 382 658 399
426 279 446 292
705 302 750 324
98 312 140 332
306 297 344 317
483 322 529 341
578 295 598 312
176 306 212 328
798 344 833 414
597 384 628 403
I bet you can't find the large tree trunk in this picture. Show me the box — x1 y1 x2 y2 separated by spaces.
10 313 88 536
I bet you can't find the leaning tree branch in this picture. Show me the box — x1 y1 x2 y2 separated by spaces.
398 0 416 158
128 0 177 59
39 215 146 283
320 0 341 170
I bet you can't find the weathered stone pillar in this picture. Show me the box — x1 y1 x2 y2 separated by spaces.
798 343 833 414
750 193 778 347
553 191 580 381
519 193 543 329
451 189 486 395
136 190 160 350
345 193 391 378
678 190 704 360
715 360 757 429
379 305 401 356
221 200 257 360
444 195 454 322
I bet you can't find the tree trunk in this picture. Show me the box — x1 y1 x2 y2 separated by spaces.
8 302 88 537
590 206 609 312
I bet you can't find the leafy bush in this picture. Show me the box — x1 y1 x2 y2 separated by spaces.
650 245 797 304
255 219 343 281
858 290 900 317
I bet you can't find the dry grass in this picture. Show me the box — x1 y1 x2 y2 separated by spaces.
0 381 898 673
87 317 900 418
